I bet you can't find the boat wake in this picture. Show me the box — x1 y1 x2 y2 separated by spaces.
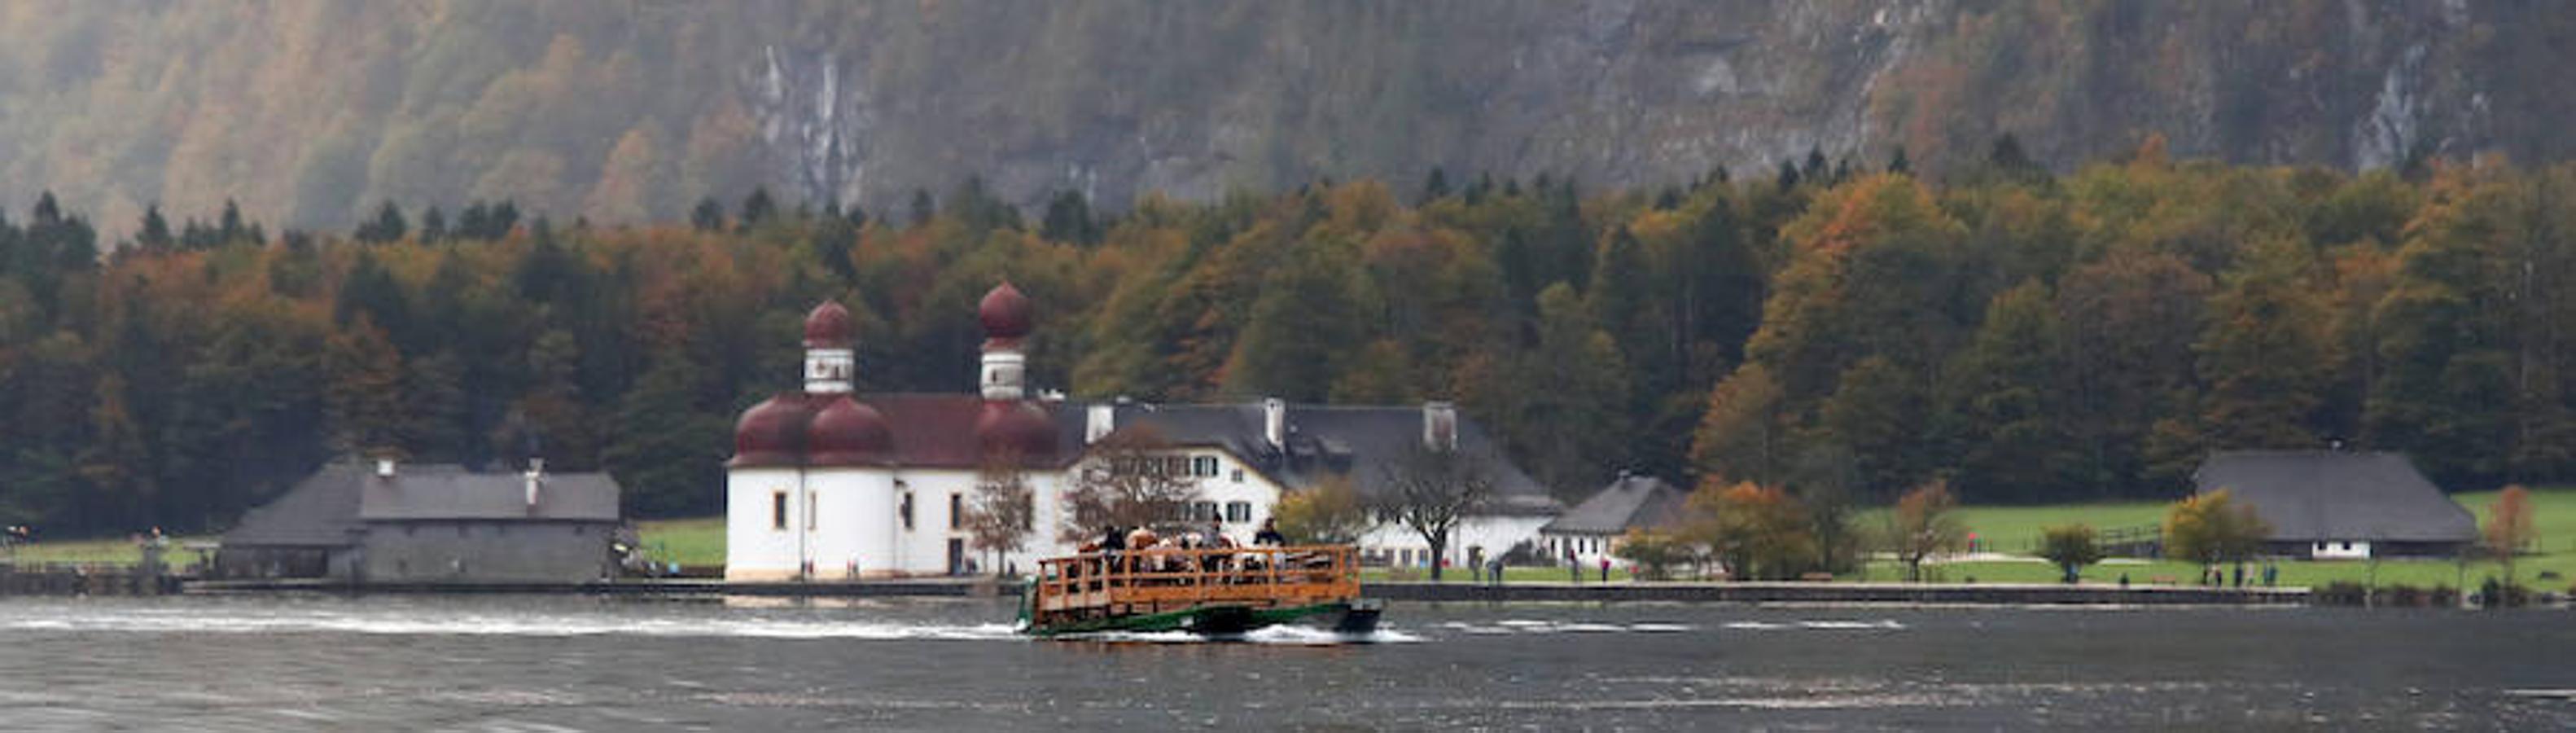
0 607 1027 642
1722 619 1906 631
1435 620 1703 635
1049 625 1423 645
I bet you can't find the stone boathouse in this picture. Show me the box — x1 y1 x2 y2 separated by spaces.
216 459 622 584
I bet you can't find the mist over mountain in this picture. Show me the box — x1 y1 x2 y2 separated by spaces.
1 0 2565 233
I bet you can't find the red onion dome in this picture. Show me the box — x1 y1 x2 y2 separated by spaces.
978 282 1032 341
807 396 894 467
804 300 854 347
730 393 814 467
975 401 1057 461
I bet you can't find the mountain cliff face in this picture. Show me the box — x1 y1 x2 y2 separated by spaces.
0 0 2562 232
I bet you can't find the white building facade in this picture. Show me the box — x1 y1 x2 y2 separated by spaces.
725 283 1561 581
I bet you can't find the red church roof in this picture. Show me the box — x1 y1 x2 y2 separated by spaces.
804 300 854 348
978 281 1032 344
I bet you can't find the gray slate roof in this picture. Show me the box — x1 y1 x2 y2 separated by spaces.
220 462 370 547
2191 451 2476 543
358 464 620 521
1106 402 1563 517
1541 475 1689 535
224 462 620 548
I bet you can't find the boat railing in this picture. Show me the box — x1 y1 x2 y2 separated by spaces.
1029 545 1360 618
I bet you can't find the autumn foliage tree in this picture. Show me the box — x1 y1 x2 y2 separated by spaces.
1611 529 1693 580
1684 481 1816 581
1886 480 1967 582
1273 473 1371 545
2163 489 2272 581
2484 485 2535 587
2038 524 2105 584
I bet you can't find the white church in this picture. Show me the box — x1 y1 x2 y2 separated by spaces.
724 283 1562 581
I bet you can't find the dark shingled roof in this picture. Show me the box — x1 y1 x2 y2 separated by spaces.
221 462 370 548
1542 475 1688 535
358 464 620 522
224 463 620 549
2191 451 2476 543
1111 402 1562 517
733 393 1562 516
865 394 1084 469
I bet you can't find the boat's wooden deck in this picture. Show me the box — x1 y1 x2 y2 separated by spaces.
1028 546 1360 628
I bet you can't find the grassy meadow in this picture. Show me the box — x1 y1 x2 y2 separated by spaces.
21 489 2562 592
624 487 2576 590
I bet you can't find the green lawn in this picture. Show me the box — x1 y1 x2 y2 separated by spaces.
1850 501 2171 555
635 516 726 568
614 487 2576 591
2 535 215 568
1362 566 1628 583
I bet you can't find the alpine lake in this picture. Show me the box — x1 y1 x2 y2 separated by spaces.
2 594 2569 731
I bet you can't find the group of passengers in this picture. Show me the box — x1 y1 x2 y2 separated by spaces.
1067 518 1297 583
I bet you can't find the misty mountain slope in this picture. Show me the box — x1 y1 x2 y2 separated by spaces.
0 0 2562 233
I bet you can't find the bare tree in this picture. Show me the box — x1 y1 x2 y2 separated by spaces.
1057 425 1201 544
963 447 1035 576
2486 485 2535 589
1885 479 1967 582
1371 443 1495 582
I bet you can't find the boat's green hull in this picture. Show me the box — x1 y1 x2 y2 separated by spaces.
1023 600 1379 638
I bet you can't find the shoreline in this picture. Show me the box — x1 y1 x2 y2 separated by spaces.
176 577 2320 607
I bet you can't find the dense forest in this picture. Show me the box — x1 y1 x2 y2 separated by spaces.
2 142 2572 538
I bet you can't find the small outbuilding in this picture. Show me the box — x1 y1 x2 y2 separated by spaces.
2190 450 2477 560
217 459 623 584
1538 473 1689 568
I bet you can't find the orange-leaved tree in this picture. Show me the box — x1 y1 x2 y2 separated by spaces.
1886 479 1966 582
2485 485 2535 588
2163 489 2271 582
1683 481 1815 581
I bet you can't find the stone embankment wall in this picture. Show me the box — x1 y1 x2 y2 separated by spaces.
1368 582 2309 606
185 577 2324 606
0 564 180 596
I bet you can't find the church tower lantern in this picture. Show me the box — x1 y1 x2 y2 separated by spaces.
804 301 856 394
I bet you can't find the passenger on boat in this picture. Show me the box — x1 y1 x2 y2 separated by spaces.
1203 522 1237 575
1127 529 1163 573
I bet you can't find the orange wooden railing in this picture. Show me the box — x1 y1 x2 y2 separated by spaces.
1029 545 1360 625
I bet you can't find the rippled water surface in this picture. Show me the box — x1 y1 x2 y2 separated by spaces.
2 595 2569 731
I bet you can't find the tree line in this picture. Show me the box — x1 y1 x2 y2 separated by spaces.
1 139 2571 539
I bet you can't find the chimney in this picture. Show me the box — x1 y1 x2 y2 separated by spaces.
1422 401 1458 451
1085 403 1116 445
375 459 396 478
524 458 546 510
1263 398 1286 451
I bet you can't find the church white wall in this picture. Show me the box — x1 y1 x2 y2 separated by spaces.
724 467 804 582
804 469 896 578
735 446 1587 580
887 469 975 575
